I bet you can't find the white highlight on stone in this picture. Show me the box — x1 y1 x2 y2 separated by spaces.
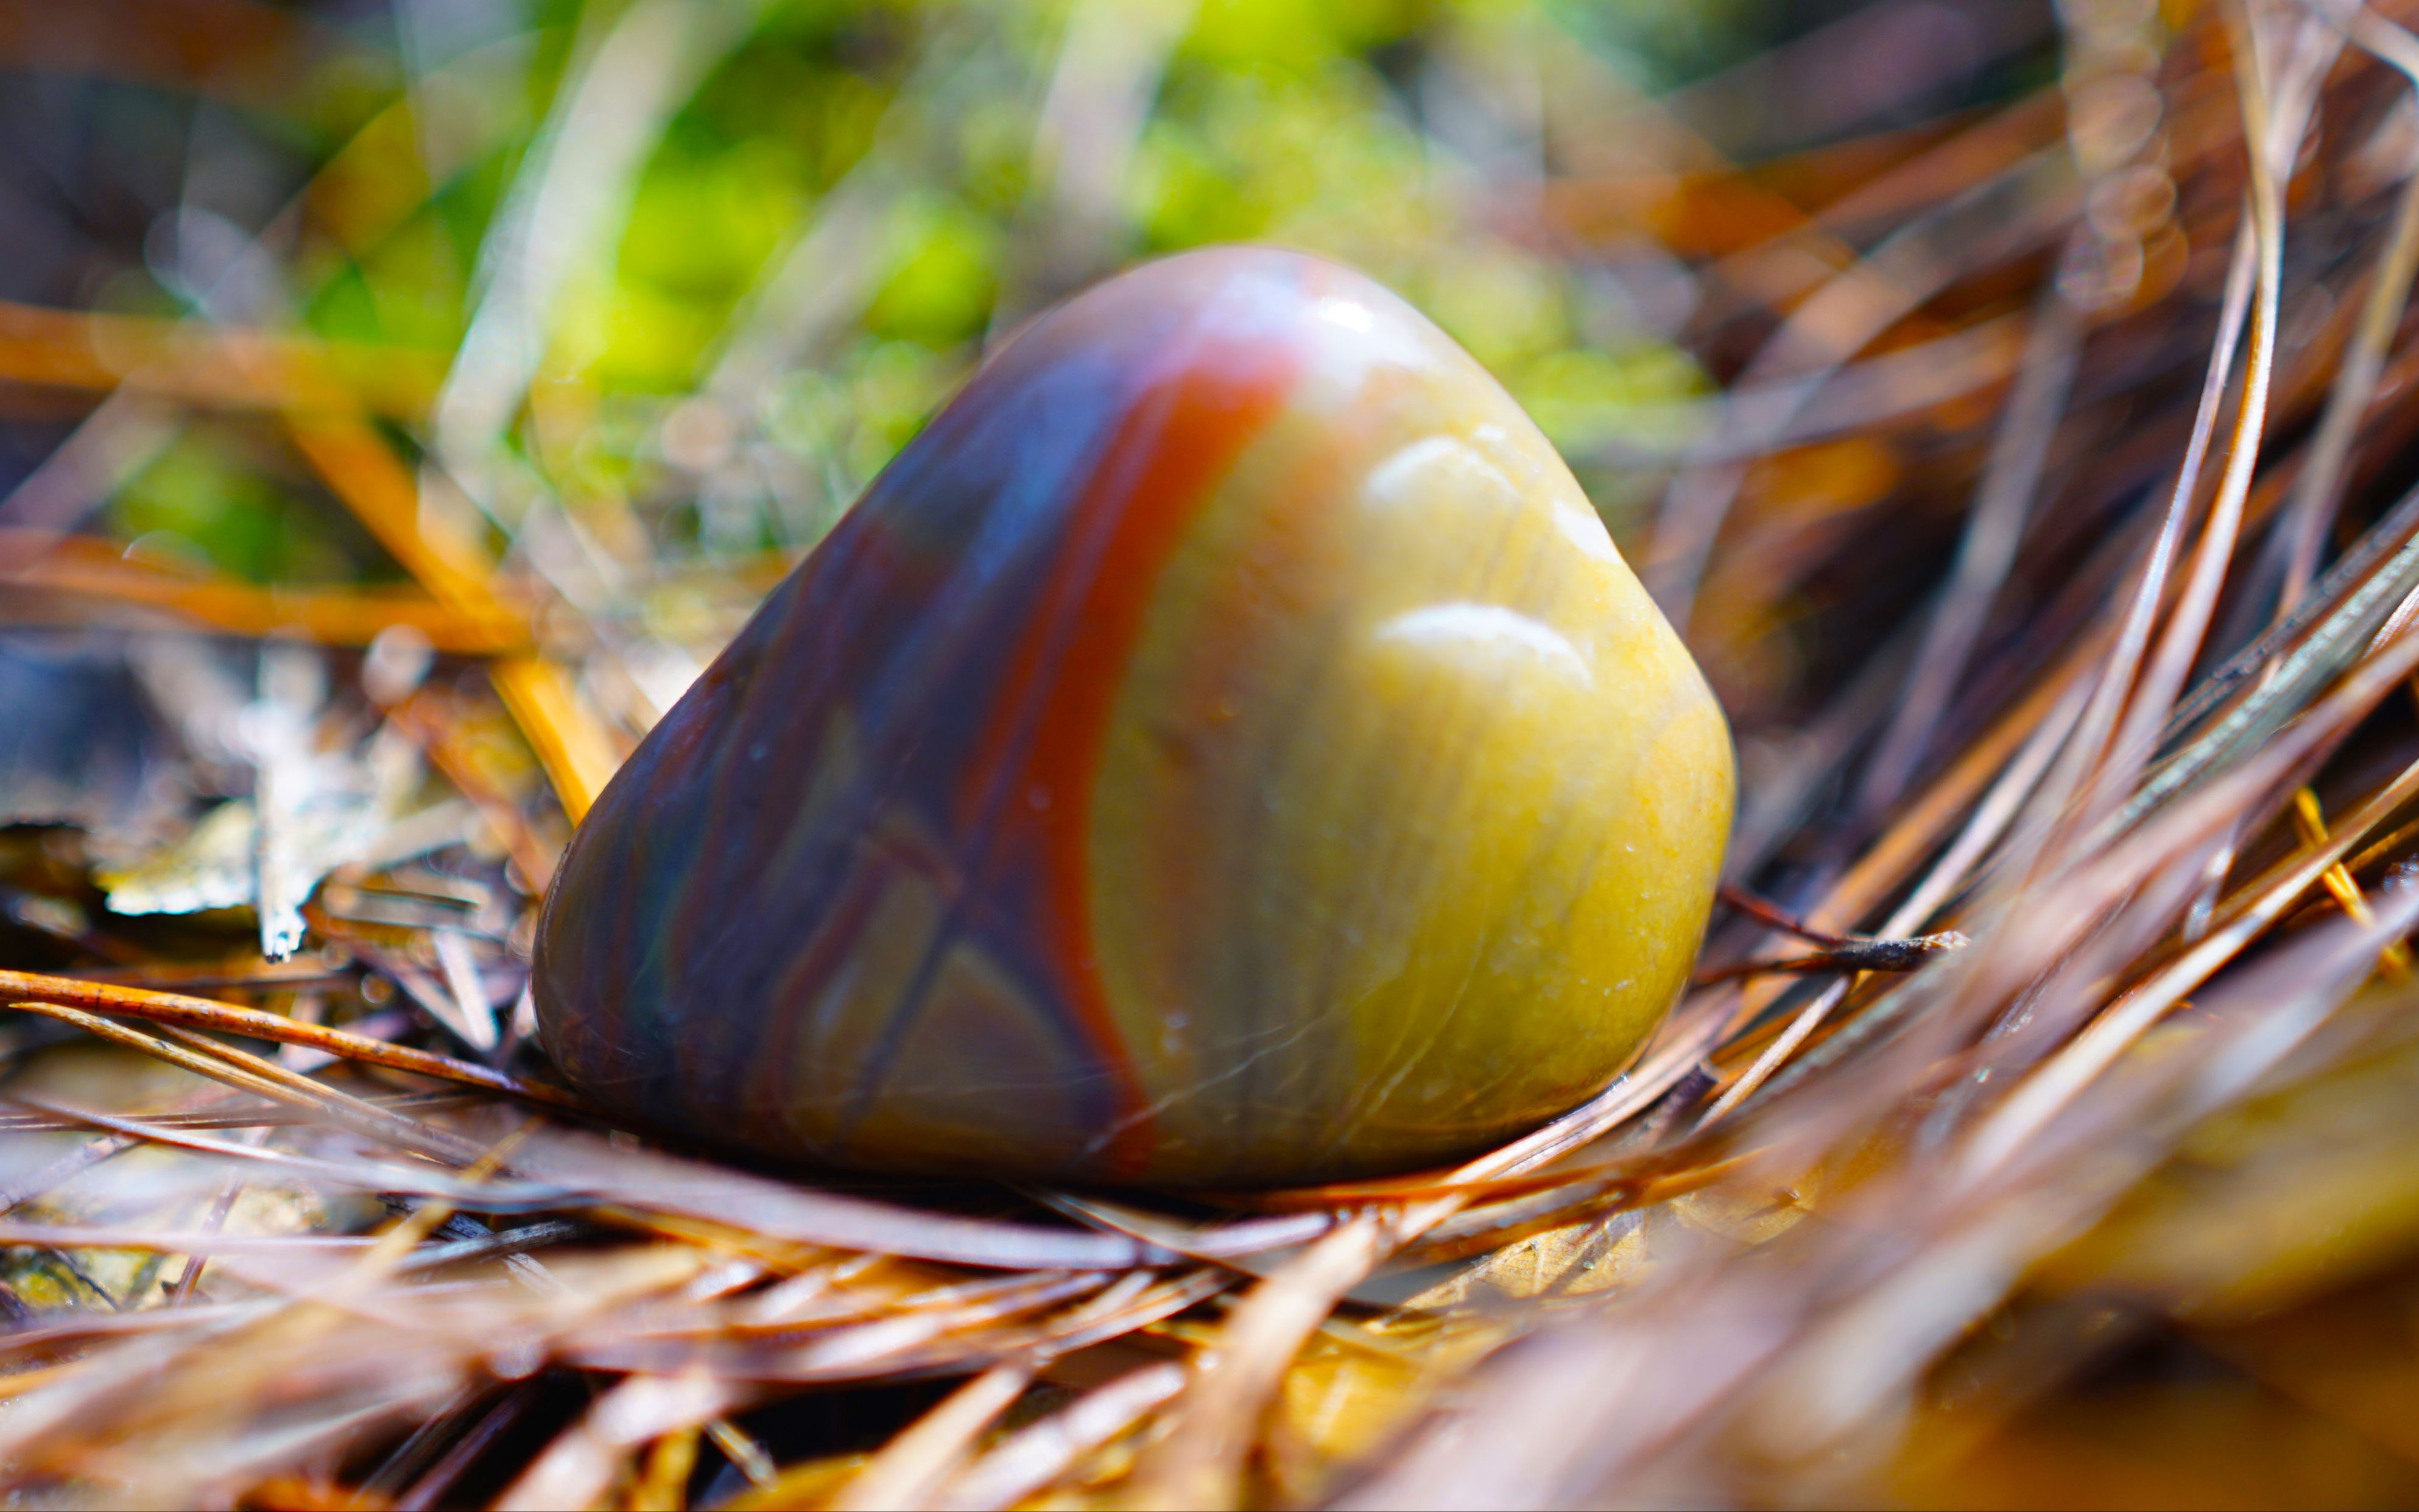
1550 496 1619 562
1375 601 1593 684
1365 435 1519 512
1314 295 1375 332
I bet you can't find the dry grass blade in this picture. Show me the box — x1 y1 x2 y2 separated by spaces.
2091 8 2331 830
939 1363 1188 1510
0 969 585 1109
1855 280 2083 815
498 1371 757 1511
828 1362 1034 1511
502 1128 1167 1270
0 299 442 417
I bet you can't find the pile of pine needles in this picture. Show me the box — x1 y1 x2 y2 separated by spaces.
13 0 2419 1504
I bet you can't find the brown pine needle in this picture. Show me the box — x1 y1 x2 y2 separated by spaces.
0 970 588 1113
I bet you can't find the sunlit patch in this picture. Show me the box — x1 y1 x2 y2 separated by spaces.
1315 295 1375 332
1364 435 1520 515
1373 601 1593 684
1290 289 1437 401
1549 497 1618 562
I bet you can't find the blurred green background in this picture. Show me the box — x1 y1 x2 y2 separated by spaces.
26 0 2037 600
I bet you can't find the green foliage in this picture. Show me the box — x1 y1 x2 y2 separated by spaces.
1130 60 1435 263
110 431 382 585
1182 0 1435 69
233 0 1756 563
1514 344 1707 453
1543 0 1781 88
864 195 1002 347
